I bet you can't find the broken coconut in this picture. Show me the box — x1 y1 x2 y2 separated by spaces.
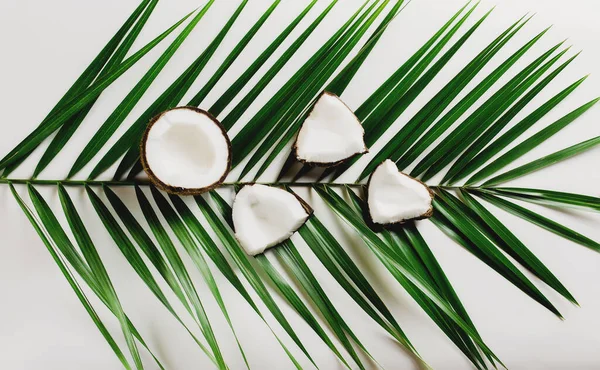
367 160 434 225
294 92 367 166
232 184 312 256
141 107 231 195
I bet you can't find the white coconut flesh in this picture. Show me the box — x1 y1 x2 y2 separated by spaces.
143 108 230 191
367 160 434 225
232 184 310 256
295 92 367 164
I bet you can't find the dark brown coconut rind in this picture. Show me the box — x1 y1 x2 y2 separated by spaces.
140 106 232 195
365 165 435 228
285 186 315 217
293 91 368 168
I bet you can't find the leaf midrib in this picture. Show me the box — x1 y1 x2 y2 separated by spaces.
0 178 473 191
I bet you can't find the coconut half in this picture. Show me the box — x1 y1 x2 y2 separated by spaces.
294 92 367 166
140 107 231 195
367 160 434 225
232 184 312 256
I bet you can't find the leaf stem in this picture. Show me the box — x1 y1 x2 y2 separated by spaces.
0 178 468 191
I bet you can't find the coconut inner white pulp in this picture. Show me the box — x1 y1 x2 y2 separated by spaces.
295 93 366 164
232 185 310 256
368 160 433 224
145 109 229 189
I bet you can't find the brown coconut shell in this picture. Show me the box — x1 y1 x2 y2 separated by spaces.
140 106 231 195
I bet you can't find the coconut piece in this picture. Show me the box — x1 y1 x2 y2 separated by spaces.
294 92 367 166
141 107 231 195
367 160 434 225
232 184 312 256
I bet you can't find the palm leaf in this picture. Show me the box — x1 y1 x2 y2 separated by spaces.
480 187 600 212
470 189 600 252
444 48 578 185
467 97 599 185
0 0 156 177
341 187 501 368
69 2 216 179
40 184 167 368
355 1 473 122
357 6 511 181
114 0 319 182
0 8 195 173
217 185 423 366
327 2 481 181
315 185 499 361
92 0 274 181
254 253 352 369
168 194 303 368
4 1 600 368
102 187 189 307
85 185 219 364
28 185 145 369
208 189 377 369
249 0 406 181
9 184 135 370
196 192 317 367
230 0 383 170
256 0 410 182
406 34 564 180
273 240 373 370
458 189 576 303
298 216 418 355
482 136 600 186
384 225 492 368
461 80 592 186
150 188 243 369
30 0 160 178
327 0 406 95
434 189 562 317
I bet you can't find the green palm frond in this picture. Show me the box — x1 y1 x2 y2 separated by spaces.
30 0 161 178
10 184 140 370
0 7 195 173
2 0 600 369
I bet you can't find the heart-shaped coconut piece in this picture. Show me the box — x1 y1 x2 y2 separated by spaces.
141 107 231 195
232 184 312 256
294 92 367 166
367 160 434 225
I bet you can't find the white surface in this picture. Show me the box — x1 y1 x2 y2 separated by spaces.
295 92 366 164
1 0 600 369
367 160 433 224
232 184 309 256
145 108 230 189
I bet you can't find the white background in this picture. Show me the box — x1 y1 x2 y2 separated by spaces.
1 0 600 369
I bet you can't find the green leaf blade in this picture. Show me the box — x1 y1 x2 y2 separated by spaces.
434 189 562 317
483 136 600 186
406 30 557 180
445 47 577 185
482 187 600 212
471 190 600 252
0 0 155 175
69 3 215 179
10 184 134 370
0 9 195 172
196 192 317 367
31 0 160 178
465 81 594 185
459 189 577 304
